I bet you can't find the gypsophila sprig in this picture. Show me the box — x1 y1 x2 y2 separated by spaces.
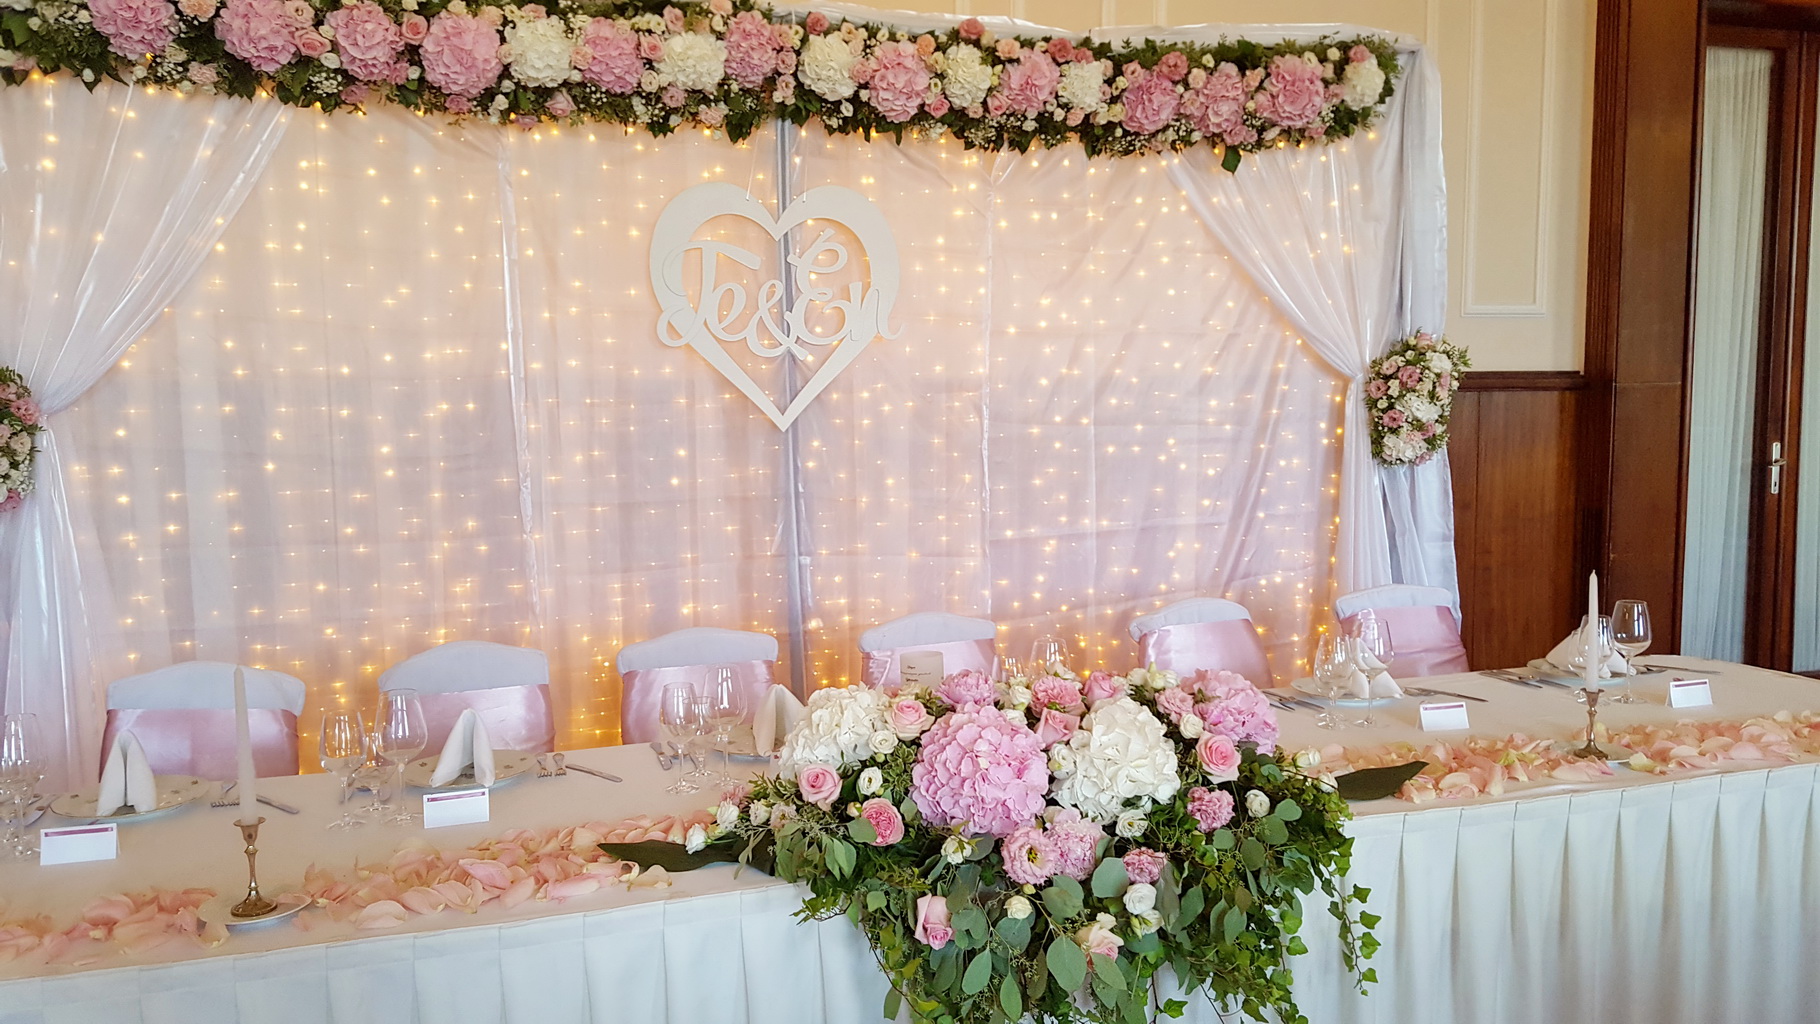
1 1 1399 167
0 368 43 512
1366 330 1470 467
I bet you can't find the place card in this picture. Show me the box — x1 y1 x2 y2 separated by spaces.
899 650 944 690
422 787 489 829
1667 677 1714 709
1419 701 1472 732
40 823 119 865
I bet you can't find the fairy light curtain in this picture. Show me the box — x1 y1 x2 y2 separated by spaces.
15 30 1448 782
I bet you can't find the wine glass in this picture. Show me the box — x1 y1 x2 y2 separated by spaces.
659 684 701 795
1611 600 1652 704
687 695 715 783
373 689 427 824
1029 636 1066 675
1309 631 1350 731
995 655 1026 685
320 710 367 831
0 714 42 860
1570 615 1618 705
706 668 747 786
1349 612 1395 729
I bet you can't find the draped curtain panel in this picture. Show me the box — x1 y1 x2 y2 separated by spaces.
11 34 1450 778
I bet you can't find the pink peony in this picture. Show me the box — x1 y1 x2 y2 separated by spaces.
1181 61 1248 139
0 492 21 514
215 0 304 73
889 697 934 738
862 40 930 122
399 12 428 44
1252 53 1327 129
90 0 178 59
295 28 330 59
913 894 953 949
1001 825 1058 885
936 669 994 708
419 11 504 99
1118 70 1180 135
911 706 1049 837
1082 670 1125 706
8 398 39 426
1155 50 1189 82
858 798 905 846
1032 708 1079 749
1187 786 1235 832
805 11 829 36
1122 847 1166 885
957 17 982 42
1188 670 1279 753
1044 808 1104 881
723 10 782 88
545 90 575 118
325 2 406 84
797 764 841 810
1196 733 1241 782
578 19 642 94
1154 685 1194 721
998 50 1059 116
1031 675 1084 713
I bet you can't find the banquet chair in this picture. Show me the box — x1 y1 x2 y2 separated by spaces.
858 612 997 689
378 641 555 755
1127 598 1274 688
101 662 306 780
616 627 778 745
1333 584 1469 677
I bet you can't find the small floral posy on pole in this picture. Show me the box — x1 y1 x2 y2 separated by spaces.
0 368 42 513
1366 330 1470 466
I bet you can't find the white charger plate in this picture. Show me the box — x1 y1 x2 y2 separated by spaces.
1288 678 1401 708
49 775 211 822
202 892 308 930
401 751 534 789
1527 659 1628 687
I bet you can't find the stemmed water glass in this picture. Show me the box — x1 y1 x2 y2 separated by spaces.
0 714 43 860
1611 600 1652 704
370 689 426 825
1029 636 1066 675
1310 632 1350 731
705 668 746 788
659 684 702 795
1349 611 1394 729
320 709 368 831
687 695 715 784
995 655 1026 685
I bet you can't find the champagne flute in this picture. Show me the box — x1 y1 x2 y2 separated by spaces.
1611 600 1652 704
1349 612 1395 729
659 684 701 795
1029 636 1066 675
706 668 747 786
0 714 41 860
373 689 427 824
1310 631 1350 731
319 710 367 831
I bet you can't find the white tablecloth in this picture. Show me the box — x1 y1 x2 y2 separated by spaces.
2 658 1818 1024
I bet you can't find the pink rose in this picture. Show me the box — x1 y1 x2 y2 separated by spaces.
341 82 370 105
994 38 1020 61
1252 53 1327 129
8 399 39 426
1000 825 1057 885
1155 50 1188 82
578 19 642 94
1350 44 1373 64
860 40 930 122
90 0 178 59
189 63 220 87
998 50 1058 116
0 492 21 514
324 3 405 84
797 764 841 810
1082 670 1124 706
1122 847 1166 885
858 798 905 846
1438 372 1454 392
985 91 1010 118
545 89 575 118
924 93 950 118
1187 786 1235 832
399 12 428 44
177 0 217 18
1045 38 1074 63
1181 61 1248 139
936 669 995 708
913 894 953 949
1044 808 1103 881
1032 708 1079 749
215 0 303 73
295 28 331 59
956 17 982 42
1196 733 1241 782
1381 409 1406 429
1119 70 1179 135
662 5 684 33
1031 675 1084 713
709 0 732 14
889 697 934 739
805 11 829 35
661 85 686 107
724 10 782 88
699 105 725 126
915 34 936 59
638 33 664 62
419 12 504 99
1154 685 1194 721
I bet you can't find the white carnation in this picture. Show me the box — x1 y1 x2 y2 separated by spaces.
1341 58 1386 108
799 34 858 101
1057 60 1106 113
1051 696 1181 822
657 32 727 91
505 16 578 89
939 42 990 108
774 685 892 774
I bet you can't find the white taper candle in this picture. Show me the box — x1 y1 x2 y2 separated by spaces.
233 665 257 824
1584 572 1600 692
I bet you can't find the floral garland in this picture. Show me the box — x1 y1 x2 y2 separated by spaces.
703 666 1370 1024
1366 330 1467 467
0 0 1399 164
0 368 42 512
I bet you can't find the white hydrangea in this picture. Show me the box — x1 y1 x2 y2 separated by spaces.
939 43 990 109
798 34 858 101
1380 433 1427 464
505 16 578 89
657 32 727 91
774 684 891 773
1057 60 1107 113
1050 696 1180 823
1341 58 1386 108
1403 395 1441 424
1429 353 1453 374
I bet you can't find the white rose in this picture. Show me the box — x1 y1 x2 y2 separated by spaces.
1005 894 1034 920
1245 789 1271 818
1122 882 1157 916
657 31 727 91
1430 353 1453 374
716 801 740 829
1114 811 1147 839
939 42 991 108
748 800 769 825
1178 714 1204 739
858 766 884 796
799 34 859 101
1342 57 1387 108
1293 748 1322 770
869 730 898 756
1001 682 1032 710
684 823 708 853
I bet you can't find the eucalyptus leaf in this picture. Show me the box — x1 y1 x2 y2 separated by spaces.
961 951 993 995
1042 882 1083 921
1177 885 1205 925
1239 836 1267 870
847 817 878 845
998 972 1023 1020
1091 954 1127 992
1090 857 1129 899
1275 798 1302 822
1046 935 1088 992
1259 815 1289 846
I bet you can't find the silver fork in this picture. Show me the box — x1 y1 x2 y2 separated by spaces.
534 754 555 779
210 782 238 808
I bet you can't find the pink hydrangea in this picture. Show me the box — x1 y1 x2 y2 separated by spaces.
578 19 641 94
1252 53 1327 129
214 0 302 73
325 2 407 85
90 0 178 59
1031 675 1084 713
1187 786 1235 832
998 50 1059 116
862 40 930 123
1154 685 1194 721
936 669 994 708
910 706 1048 837
1119 71 1180 135
1188 670 1279 753
1001 825 1057 885
723 9 782 89
1181 61 1249 140
1044 808 1105 881
1122 847 1166 884
419 11 504 100
858 798 905 846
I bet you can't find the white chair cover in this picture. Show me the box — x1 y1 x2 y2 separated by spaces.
378 641 555 755
1334 584 1461 626
616 628 779 745
1126 597 1255 642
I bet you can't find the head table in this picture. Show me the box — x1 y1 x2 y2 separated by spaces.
2 656 1817 1024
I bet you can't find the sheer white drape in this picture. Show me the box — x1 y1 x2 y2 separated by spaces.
0 76 288 785
1683 48 1772 662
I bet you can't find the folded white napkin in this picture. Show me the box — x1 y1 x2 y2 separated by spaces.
97 732 158 816
430 709 496 787
1545 631 1627 678
1347 649 1404 700
752 684 806 756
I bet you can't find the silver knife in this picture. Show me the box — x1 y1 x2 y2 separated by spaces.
563 763 623 783
1408 686 1488 703
257 794 301 815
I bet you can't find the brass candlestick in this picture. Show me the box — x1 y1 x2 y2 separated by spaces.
231 816 278 918
1571 687 1608 760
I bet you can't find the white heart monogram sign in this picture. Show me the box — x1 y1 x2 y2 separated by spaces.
650 182 902 430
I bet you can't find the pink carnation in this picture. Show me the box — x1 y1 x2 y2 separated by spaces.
862 40 931 123
1122 847 1166 884
936 669 994 708
90 0 178 59
957 17 982 42
1119 71 1180 135
1187 786 1235 832
1045 38 1074 63
1044 808 1104 881
1154 685 1194 721
578 19 642 94
1000 825 1057 885
910 706 1049 837
724 10 782 89
214 0 302 73
419 11 504 100
858 798 905 846
1031 675 1084 713
805 10 830 35
1181 61 1248 139
998 51 1059 116
8 398 39 426
325 3 406 85
1252 53 1327 129
1155 50 1188 82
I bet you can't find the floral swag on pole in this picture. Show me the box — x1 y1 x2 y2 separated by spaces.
0 0 1399 165
1366 331 1469 467
0 368 43 512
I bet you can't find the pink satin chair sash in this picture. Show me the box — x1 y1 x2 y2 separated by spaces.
101 708 300 781
1137 620 1274 689
413 684 556 755
620 660 775 745
862 638 996 690
1341 605 1468 678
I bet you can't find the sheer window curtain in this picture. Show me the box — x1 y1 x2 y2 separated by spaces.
0 76 289 786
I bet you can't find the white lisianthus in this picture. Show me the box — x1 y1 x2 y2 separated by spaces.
939 42 990 108
1121 882 1157 916
941 834 973 864
505 15 577 88
799 34 859 100
748 800 769 825
1051 696 1181 822
1005 894 1034 920
1057 60 1107 113
716 801 740 829
1178 713 1204 739
657 32 727 91
858 766 884 796
768 803 798 829
1131 909 1163 936
1245 789 1272 817
1341 57 1387 108
684 823 708 852
774 685 892 774
1114 810 1147 839
869 730 899 756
